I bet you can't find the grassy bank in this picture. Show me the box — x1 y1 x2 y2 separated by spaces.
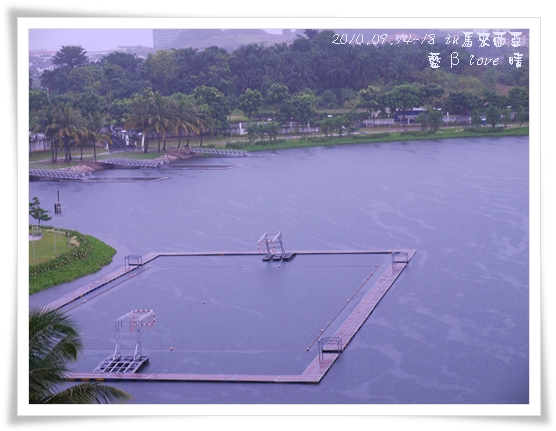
28 126 528 169
237 126 530 152
29 226 116 294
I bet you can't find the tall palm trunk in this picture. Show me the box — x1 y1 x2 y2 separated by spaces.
143 135 149 153
50 134 56 163
64 137 72 163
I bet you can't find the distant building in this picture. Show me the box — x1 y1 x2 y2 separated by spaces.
152 29 183 48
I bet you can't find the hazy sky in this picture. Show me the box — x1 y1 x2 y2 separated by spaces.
29 29 155 52
28 28 283 52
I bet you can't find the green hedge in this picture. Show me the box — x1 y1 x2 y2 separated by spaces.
463 126 506 134
399 130 436 137
225 142 249 149
29 226 116 294
366 132 392 139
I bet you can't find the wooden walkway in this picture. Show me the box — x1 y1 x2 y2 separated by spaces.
44 249 412 312
63 248 416 384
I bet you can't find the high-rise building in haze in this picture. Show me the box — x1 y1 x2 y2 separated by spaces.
152 29 182 48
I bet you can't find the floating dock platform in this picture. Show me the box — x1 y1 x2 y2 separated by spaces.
61 248 416 384
93 355 150 374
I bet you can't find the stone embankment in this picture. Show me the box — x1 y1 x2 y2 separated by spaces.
59 154 183 173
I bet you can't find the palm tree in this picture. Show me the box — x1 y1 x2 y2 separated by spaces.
33 107 58 162
326 58 351 90
194 105 214 147
84 112 112 162
287 54 318 91
124 96 152 153
29 308 133 404
51 103 84 163
171 96 199 149
148 92 175 153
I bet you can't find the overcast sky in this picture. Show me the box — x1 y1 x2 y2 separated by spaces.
29 29 155 52
28 28 283 52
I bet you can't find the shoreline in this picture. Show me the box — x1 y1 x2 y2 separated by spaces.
242 125 529 152
29 126 529 171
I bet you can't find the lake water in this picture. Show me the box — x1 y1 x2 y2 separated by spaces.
29 136 529 406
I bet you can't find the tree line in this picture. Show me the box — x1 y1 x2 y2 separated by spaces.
29 30 529 160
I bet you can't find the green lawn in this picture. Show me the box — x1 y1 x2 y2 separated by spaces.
29 227 117 294
29 230 73 265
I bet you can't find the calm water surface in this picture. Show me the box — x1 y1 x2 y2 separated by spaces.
29 136 529 404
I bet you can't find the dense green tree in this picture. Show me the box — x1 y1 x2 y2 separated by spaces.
507 86 529 109
29 89 51 114
66 66 99 93
278 92 317 132
291 37 312 53
318 90 338 109
193 85 229 132
102 64 127 123
111 98 132 128
501 107 512 127
52 45 89 70
40 68 70 94
245 122 260 143
443 91 481 116
144 50 178 94
319 116 335 137
420 84 444 107
485 104 501 127
239 88 263 119
266 83 290 111
482 89 505 108
262 122 281 141
514 105 528 125
416 108 443 132
383 84 423 122
311 30 337 50
74 91 106 118
356 85 381 120
29 308 133 404
303 29 319 41
100 52 144 77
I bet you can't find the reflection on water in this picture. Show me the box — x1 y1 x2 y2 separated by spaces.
29 137 529 404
